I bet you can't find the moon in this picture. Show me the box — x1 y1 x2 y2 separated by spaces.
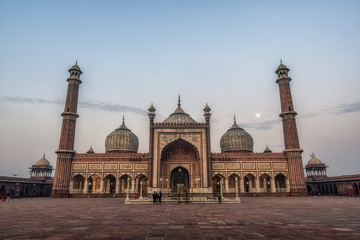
256 113 261 118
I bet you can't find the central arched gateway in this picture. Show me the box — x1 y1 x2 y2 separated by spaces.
159 138 200 192
170 167 189 192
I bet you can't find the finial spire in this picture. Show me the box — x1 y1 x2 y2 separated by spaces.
75 59 78 65
178 94 181 107
280 59 282 64
43 153 45 158
122 115 125 124
234 114 236 124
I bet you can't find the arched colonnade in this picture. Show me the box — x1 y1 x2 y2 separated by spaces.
307 182 360 196
70 173 148 195
212 173 290 194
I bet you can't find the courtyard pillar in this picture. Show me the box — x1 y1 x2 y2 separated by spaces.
220 180 223 198
115 179 120 194
125 178 130 203
225 179 229 193
106 180 110 193
286 179 290 192
263 178 267 192
131 179 135 193
135 178 139 193
271 178 276 193
139 181 143 199
240 178 245 193
100 179 104 193
83 179 89 194
255 178 260 192
121 180 125 193
69 180 74 194
235 178 240 201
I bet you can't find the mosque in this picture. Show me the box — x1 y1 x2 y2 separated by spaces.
51 62 308 198
2 63 358 200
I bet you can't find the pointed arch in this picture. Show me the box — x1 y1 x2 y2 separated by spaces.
212 174 225 194
135 174 148 195
259 174 271 192
244 174 256 192
275 173 287 192
72 174 85 194
103 174 116 193
170 166 189 192
88 174 101 194
119 174 131 193
228 174 240 193
161 138 200 161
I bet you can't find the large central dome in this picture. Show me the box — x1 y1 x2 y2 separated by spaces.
220 117 253 152
163 96 197 124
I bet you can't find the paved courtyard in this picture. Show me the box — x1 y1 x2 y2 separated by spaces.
1 197 359 240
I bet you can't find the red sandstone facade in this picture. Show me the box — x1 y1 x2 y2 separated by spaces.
52 62 308 197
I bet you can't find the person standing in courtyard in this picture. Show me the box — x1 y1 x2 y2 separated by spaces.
152 191 156 204
217 193 221 203
159 191 162 204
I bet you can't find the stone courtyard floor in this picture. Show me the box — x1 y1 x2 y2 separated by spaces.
1 197 359 240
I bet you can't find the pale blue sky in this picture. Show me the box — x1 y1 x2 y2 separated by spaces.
0 0 359 177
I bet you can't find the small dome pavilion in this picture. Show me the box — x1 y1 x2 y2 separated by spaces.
29 153 53 179
305 153 327 178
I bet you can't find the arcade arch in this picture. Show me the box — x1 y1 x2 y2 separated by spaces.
275 174 287 192
260 174 271 193
119 174 131 193
244 174 255 192
136 174 148 196
88 174 101 194
103 174 116 193
170 166 189 192
72 174 85 194
228 174 240 193
212 174 225 194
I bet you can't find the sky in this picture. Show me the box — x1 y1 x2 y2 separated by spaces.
0 0 359 178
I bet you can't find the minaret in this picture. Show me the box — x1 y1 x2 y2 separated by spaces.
203 103 211 187
51 62 82 197
148 103 156 187
276 62 306 196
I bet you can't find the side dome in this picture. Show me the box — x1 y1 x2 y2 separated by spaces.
220 117 253 152
105 117 139 153
35 153 51 166
163 96 196 124
307 153 323 165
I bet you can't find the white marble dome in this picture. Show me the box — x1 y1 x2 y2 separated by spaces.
220 117 253 152
105 118 139 153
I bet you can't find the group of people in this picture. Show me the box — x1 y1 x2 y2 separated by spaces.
152 191 162 204
1 193 11 202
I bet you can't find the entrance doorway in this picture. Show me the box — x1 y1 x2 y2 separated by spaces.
171 167 189 192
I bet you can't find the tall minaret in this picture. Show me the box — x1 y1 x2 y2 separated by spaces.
276 62 306 196
203 103 211 187
51 63 82 197
148 103 156 187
